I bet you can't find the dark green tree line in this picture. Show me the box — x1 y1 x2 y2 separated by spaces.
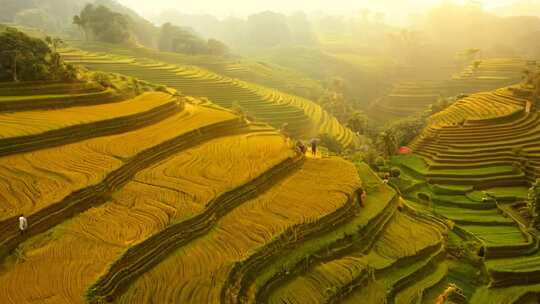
0 27 76 82
73 4 131 44
158 23 229 56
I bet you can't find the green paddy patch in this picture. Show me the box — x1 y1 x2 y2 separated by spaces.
447 259 483 300
431 194 491 208
485 187 529 200
471 283 540 304
429 165 516 177
486 251 540 272
433 206 512 224
392 154 430 176
460 225 527 245
431 184 473 195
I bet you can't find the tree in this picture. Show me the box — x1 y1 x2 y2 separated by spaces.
73 4 132 44
158 23 229 55
1 50 23 82
0 27 76 82
72 15 87 41
528 178 540 228
45 36 63 52
72 4 97 41
159 23 203 54
207 38 229 56
348 111 369 135
319 77 352 122
376 131 397 158
319 133 343 154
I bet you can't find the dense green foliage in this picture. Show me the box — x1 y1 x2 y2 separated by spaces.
71 4 229 55
0 27 76 82
158 23 229 56
319 133 343 154
92 0 158 48
73 4 131 44
2 0 159 47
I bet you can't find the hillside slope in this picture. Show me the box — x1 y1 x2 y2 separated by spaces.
0 77 448 304
369 58 530 122
61 47 360 148
392 84 540 303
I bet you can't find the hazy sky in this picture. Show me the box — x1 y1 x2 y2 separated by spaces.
117 0 522 22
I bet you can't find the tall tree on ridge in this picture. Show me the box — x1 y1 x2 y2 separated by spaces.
528 178 540 228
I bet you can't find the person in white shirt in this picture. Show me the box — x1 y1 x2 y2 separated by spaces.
18 215 28 235
382 173 390 184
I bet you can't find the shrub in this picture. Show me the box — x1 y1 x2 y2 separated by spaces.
390 167 401 178
91 72 113 88
319 133 343 154
352 147 377 165
155 85 168 93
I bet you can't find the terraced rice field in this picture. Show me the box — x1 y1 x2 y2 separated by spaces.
67 40 325 101
7 77 459 304
0 92 174 139
0 102 235 221
269 210 446 304
113 158 359 303
60 49 359 149
0 81 123 112
0 131 295 303
369 58 528 122
392 83 540 302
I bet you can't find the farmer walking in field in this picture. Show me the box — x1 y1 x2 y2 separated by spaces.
296 140 307 155
19 214 28 235
310 138 318 157
382 173 390 184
